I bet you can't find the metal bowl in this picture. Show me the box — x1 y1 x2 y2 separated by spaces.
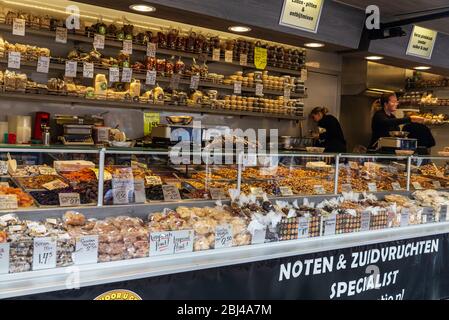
389 131 409 138
166 116 193 125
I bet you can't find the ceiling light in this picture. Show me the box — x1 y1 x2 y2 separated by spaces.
365 56 384 61
228 26 251 33
304 43 325 48
414 66 431 70
129 4 156 12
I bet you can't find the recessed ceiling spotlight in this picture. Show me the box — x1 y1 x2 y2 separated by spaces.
129 4 156 12
414 66 431 70
365 56 384 61
228 26 251 33
304 42 325 48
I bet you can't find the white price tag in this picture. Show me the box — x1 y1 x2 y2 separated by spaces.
209 188 226 200
433 180 442 189
145 175 162 186
255 83 263 97
412 182 423 190
298 217 309 239
123 39 133 54
251 227 267 244
83 62 94 78
112 187 130 205
0 161 7 175
74 235 98 265
93 34 105 50
146 70 157 85
55 27 68 44
0 243 9 274
173 230 194 254
8 52 21 69
146 42 157 57
367 182 378 193
250 187 265 197
121 67 132 83
313 185 326 195
43 179 68 191
36 56 50 73
440 205 448 222
400 209 410 227
0 195 18 210
133 179 146 203
215 224 233 249
233 81 242 94
149 231 174 256
341 184 352 193
65 60 77 78
162 185 181 201
32 237 57 270
109 67 120 83
225 50 233 63
58 193 81 207
279 186 293 196
391 182 402 191
12 18 25 36
323 214 337 236
360 211 371 231
422 207 435 224
212 48 221 61
283 86 291 100
190 74 200 89
239 53 248 66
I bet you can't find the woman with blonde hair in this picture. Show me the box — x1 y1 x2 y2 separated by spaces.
310 106 346 153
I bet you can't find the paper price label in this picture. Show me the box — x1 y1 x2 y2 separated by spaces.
341 184 352 193
36 56 50 73
212 48 221 61
225 50 233 63
55 27 67 43
83 62 94 78
112 187 130 205
254 47 268 70
433 180 442 189
121 67 132 83
228 188 240 201
367 182 378 193
298 217 309 239
0 161 7 175
93 34 105 50
12 18 25 36
0 243 9 274
43 179 68 191
162 184 181 201
313 185 326 195
74 235 99 265
147 42 157 57
134 179 146 204
440 205 448 222
251 227 267 244
0 182 9 188
323 214 337 236
65 60 77 78
149 231 174 256
33 237 57 270
360 211 371 231
250 187 265 197
145 175 162 186
233 81 242 94
284 87 291 100
422 207 435 224
123 40 133 54
400 209 410 227
279 186 293 196
109 67 120 83
209 188 226 200
58 193 81 207
0 195 18 210
391 182 402 191
8 52 21 69
146 70 157 85
190 74 200 89
239 53 248 66
215 225 233 249
170 74 181 89
255 83 264 97
412 182 423 190
173 230 194 254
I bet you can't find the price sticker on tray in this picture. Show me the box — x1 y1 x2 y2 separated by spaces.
212 48 221 61
109 67 120 83
239 53 248 66
412 182 423 190
360 211 371 231
173 230 194 254
279 186 294 196
12 18 25 36
8 52 21 69
313 185 326 195
190 74 200 89
162 185 181 201
93 34 105 50
123 39 133 54
43 179 69 191
209 188 226 200
0 161 7 175
298 217 309 239
0 195 17 210
65 60 77 78
36 56 50 73
367 182 378 193
0 243 10 274
146 42 157 57
74 235 99 265
215 224 233 249
58 193 81 207
83 62 94 78
233 81 242 94
149 231 174 256
225 50 233 63
55 27 67 43
146 70 157 85
121 67 133 83
255 83 264 97
433 180 442 189
391 182 402 191
33 237 57 271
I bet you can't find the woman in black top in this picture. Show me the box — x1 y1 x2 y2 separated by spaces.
310 107 346 153
369 93 424 148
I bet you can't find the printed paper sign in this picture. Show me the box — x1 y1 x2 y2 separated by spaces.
149 231 174 256
341 184 352 193
37 56 50 73
109 67 120 83
215 225 233 249
239 53 248 66
367 182 378 193
251 227 267 244
400 209 410 227
209 188 226 200
173 230 194 254
55 27 68 43
406 25 437 60
234 81 242 94
33 237 57 270
12 18 25 36
225 50 233 63
121 67 132 83
391 182 402 191
212 48 221 61
162 185 181 201
323 214 337 236
279 0 324 33
280 186 294 196
74 235 99 265
146 70 157 85
255 83 264 97
440 205 448 222
123 40 133 54
43 179 68 191
58 193 81 207
360 211 371 231
133 179 146 203
250 187 265 197
298 217 309 239
83 62 94 78
254 47 267 70
284 86 291 100
313 185 326 195
112 187 130 205
93 34 105 50
422 207 435 224
0 243 9 274
8 52 21 69
147 43 157 57
65 60 77 78
190 74 200 89
170 74 181 89
0 195 18 210
0 161 8 175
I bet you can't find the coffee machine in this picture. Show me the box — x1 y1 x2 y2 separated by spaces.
33 112 50 141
